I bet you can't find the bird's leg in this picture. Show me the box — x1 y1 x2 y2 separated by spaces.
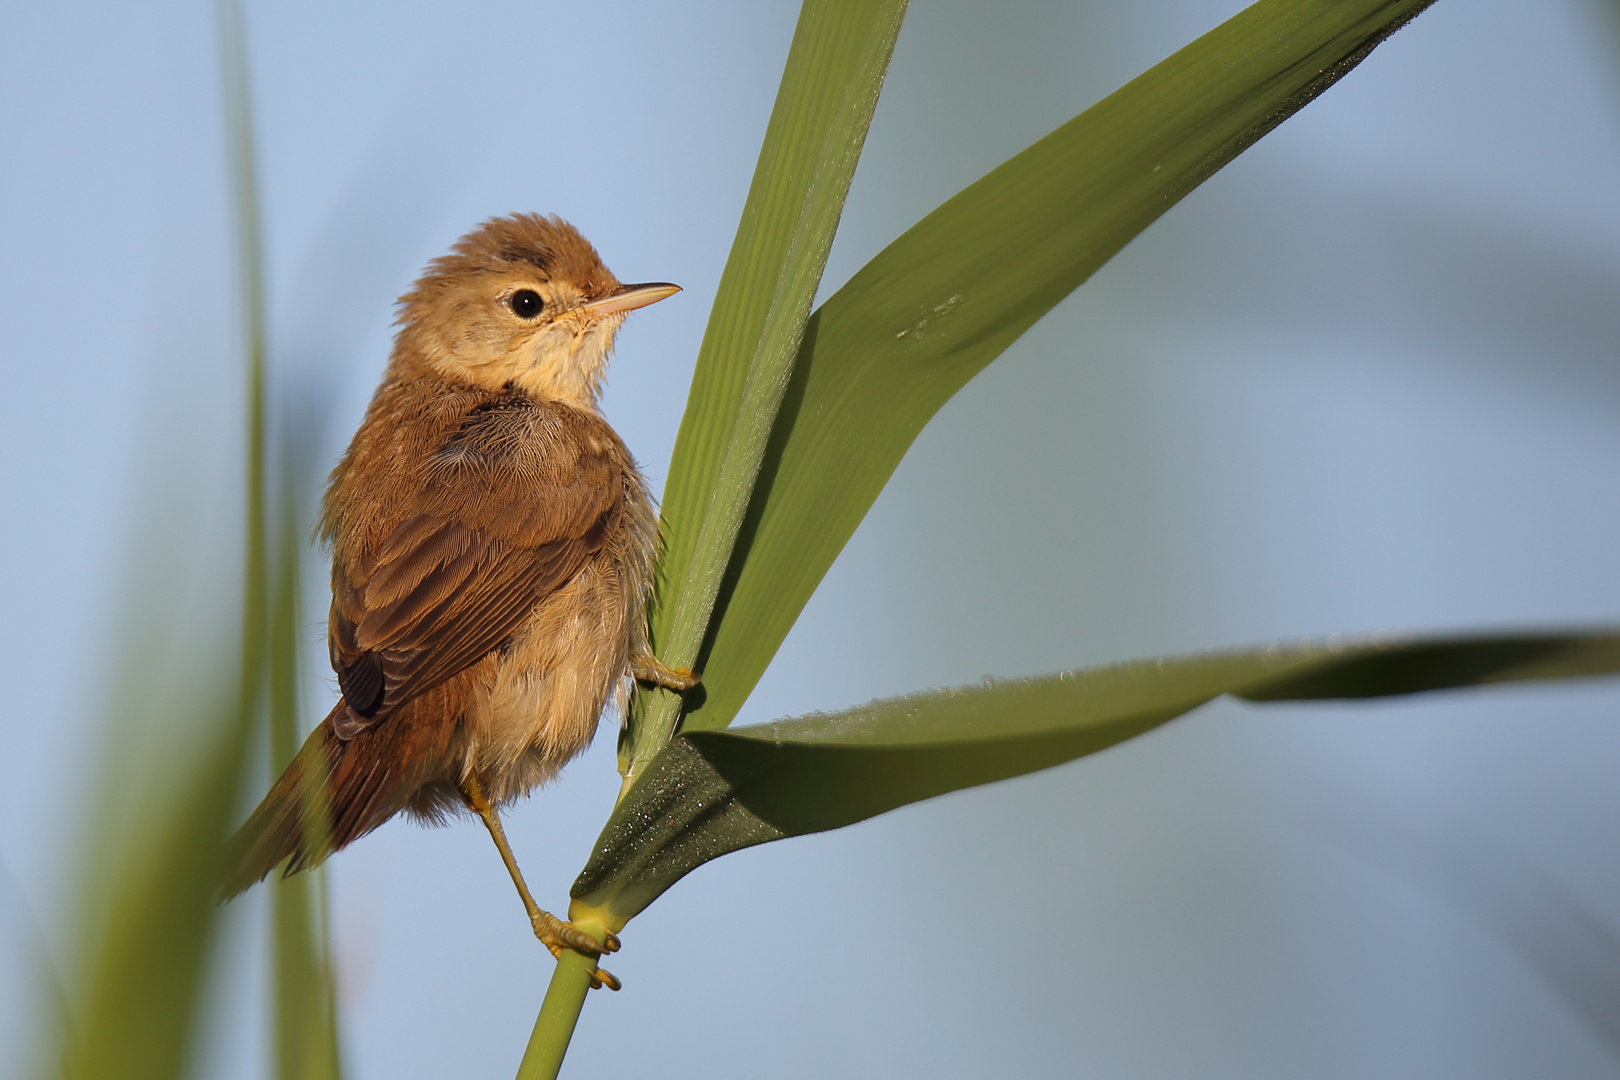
459 774 621 991
631 653 700 692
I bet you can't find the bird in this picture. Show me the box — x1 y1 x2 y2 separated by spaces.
223 213 695 990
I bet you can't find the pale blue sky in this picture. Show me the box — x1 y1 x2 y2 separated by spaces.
4 1 1620 1077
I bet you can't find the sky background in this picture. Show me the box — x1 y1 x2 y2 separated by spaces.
4 0 1620 1077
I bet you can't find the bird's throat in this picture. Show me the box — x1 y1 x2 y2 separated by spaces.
511 320 618 410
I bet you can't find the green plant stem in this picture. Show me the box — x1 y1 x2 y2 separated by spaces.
515 953 599 1080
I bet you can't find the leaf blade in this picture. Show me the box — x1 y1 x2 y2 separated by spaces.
685 0 1439 733
269 477 342 1080
625 0 910 778
576 631 1620 924
58 4 268 1075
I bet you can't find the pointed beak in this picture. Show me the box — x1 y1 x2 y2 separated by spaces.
579 281 681 319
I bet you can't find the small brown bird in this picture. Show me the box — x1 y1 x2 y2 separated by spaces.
225 214 693 989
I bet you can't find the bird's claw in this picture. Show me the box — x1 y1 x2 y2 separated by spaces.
631 654 700 692
586 966 622 992
536 916 607 953
533 912 623 990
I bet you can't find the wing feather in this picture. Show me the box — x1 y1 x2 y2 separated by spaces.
327 396 626 739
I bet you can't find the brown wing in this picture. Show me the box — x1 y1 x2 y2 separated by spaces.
327 400 624 739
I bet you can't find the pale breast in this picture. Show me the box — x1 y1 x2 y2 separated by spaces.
459 461 658 805
334 384 660 806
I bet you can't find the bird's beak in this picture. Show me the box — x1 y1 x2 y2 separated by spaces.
579 282 681 319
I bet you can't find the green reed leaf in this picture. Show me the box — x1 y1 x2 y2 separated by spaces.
624 0 910 782
683 0 1438 734
575 631 1620 923
527 2 912 1075
57 5 269 1076
60 711 255 1080
269 474 342 1080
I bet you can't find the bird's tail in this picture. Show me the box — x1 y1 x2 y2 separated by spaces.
222 684 465 899
222 702 346 899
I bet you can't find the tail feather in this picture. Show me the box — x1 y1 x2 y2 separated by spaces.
222 703 344 899
222 681 467 899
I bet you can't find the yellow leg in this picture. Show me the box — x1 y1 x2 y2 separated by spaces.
460 775 621 991
631 653 700 692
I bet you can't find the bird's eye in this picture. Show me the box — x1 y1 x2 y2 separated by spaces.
509 289 545 319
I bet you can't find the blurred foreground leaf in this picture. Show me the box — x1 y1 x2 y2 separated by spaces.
59 3 270 1073
268 478 342 1080
686 0 1439 733
60 703 254 1080
59 5 342 1076
574 631 1620 924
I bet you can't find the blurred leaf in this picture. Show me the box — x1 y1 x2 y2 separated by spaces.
575 631 1620 923
268 476 342 1080
271 872 340 1080
624 0 909 780
60 707 255 1080
58 4 278 1076
685 0 1439 734
1308 801 1620 1062
0 856 71 1071
1601 0 1620 52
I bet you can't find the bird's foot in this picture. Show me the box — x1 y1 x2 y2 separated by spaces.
533 909 622 991
631 654 700 692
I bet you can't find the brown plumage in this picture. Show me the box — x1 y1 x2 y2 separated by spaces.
224 216 688 976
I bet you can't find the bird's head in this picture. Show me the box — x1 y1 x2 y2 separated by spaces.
392 213 678 408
